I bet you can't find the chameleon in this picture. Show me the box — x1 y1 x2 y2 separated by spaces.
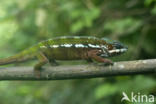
0 36 128 75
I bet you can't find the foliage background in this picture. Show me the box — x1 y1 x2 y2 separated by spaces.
0 0 156 104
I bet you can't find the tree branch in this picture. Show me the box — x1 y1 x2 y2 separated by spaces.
0 59 156 80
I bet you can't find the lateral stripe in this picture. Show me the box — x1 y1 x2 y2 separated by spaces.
40 44 102 48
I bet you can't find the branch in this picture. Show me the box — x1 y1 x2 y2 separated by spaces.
0 59 156 80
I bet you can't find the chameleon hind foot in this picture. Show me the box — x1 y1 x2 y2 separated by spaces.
34 68 42 78
34 61 46 78
34 52 49 78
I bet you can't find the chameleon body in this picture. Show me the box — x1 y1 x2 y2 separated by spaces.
0 36 128 74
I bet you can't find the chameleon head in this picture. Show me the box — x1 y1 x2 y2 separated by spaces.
100 40 128 57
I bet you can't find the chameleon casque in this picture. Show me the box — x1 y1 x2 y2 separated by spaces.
0 36 128 75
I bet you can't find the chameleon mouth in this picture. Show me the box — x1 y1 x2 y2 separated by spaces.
100 48 128 58
108 48 128 54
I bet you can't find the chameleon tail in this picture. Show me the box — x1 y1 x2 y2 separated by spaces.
0 45 39 65
0 56 19 65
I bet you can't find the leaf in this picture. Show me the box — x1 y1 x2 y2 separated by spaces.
104 18 142 35
144 0 155 7
95 84 117 99
151 5 156 15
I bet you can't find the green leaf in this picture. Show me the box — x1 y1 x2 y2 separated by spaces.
151 5 156 15
144 0 155 6
104 18 142 35
95 84 117 99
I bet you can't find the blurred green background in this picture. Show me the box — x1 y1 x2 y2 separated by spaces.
0 0 156 104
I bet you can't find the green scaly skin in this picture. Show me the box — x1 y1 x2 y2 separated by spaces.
0 36 128 76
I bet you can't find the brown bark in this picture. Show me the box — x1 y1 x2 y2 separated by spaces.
0 59 155 80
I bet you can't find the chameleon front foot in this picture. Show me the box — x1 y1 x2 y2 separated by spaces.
89 60 113 66
88 49 113 65
97 61 113 66
101 59 113 65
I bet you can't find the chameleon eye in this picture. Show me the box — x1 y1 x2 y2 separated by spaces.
107 44 113 50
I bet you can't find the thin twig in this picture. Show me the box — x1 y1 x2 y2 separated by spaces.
0 59 155 80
